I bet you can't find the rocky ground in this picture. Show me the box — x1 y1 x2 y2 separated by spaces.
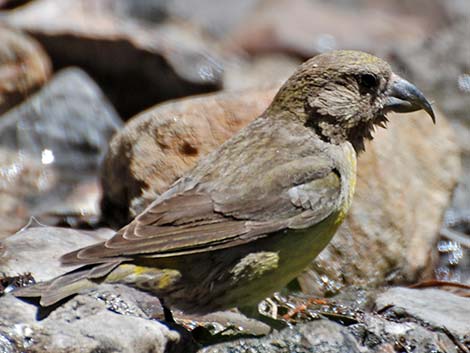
0 0 469 352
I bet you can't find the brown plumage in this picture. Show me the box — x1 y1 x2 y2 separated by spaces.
14 50 435 313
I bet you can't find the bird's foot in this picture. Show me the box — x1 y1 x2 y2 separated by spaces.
282 297 329 321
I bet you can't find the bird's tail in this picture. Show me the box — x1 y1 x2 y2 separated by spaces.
13 261 121 306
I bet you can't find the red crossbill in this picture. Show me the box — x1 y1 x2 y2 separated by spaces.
15 51 434 316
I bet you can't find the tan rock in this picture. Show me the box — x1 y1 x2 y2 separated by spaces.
100 88 460 290
0 26 51 115
100 87 279 227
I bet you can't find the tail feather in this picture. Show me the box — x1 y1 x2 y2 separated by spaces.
12 261 122 306
41 278 97 306
12 281 51 298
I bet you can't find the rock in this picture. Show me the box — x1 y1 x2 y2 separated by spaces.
0 0 32 10
0 193 28 241
350 312 460 353
375 287 470 337
201 288 468 352
0 26 51 115
1 229 467 352
394 20 470 135
100 86 460 292
0 223 267 319
0 292 191 353
0 67 122 178
112 0 262 39
225 0 430 59
0 225 264 350
201 320 365 353
391 14 470 286
100 86 279 227
312 0 448 32
440 0 470 23
223 54 300 91
1 0 223 118
0 226 113 280
165 0 261 38
0 148 57 239
0 68 122 235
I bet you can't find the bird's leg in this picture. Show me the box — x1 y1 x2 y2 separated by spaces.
159 298 176 324
239 305 287 331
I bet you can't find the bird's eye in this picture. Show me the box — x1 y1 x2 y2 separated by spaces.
359 74 379 89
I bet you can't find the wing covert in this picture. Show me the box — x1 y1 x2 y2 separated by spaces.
61 156 343 265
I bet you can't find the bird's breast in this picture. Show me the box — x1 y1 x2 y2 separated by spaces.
338 142 357 220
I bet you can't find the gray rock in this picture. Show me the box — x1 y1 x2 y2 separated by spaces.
0 67 122 173
349 314 460 353
166 0 260 38
375 287 470 337
200 320 366 353
0 68 122 232
88 283 166 320
110 0 261 38
200 288 468 353
0 293 189 353
0 226 113 281
1 226 468 352
0 225 267 349
0 225 199 352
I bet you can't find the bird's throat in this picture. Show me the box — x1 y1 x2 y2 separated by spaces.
306 113 388 153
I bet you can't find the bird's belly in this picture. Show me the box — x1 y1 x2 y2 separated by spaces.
109 210 346 313
213 210 345 309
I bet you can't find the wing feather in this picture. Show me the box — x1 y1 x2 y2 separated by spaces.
62 155 342 266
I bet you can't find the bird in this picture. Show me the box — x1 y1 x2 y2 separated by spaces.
14 50 435 316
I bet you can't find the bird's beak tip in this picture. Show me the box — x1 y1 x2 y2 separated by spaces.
385 73 436 124
429 107 436 125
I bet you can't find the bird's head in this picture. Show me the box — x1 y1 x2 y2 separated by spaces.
268 50 435 152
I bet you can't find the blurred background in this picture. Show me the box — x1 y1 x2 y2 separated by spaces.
0 0 468 287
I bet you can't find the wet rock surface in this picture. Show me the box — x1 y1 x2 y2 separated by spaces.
0 26 51 115
201 320 366 353
376 287 470 337
201 288 470 353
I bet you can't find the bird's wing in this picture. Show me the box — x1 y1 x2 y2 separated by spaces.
61 155 342 265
